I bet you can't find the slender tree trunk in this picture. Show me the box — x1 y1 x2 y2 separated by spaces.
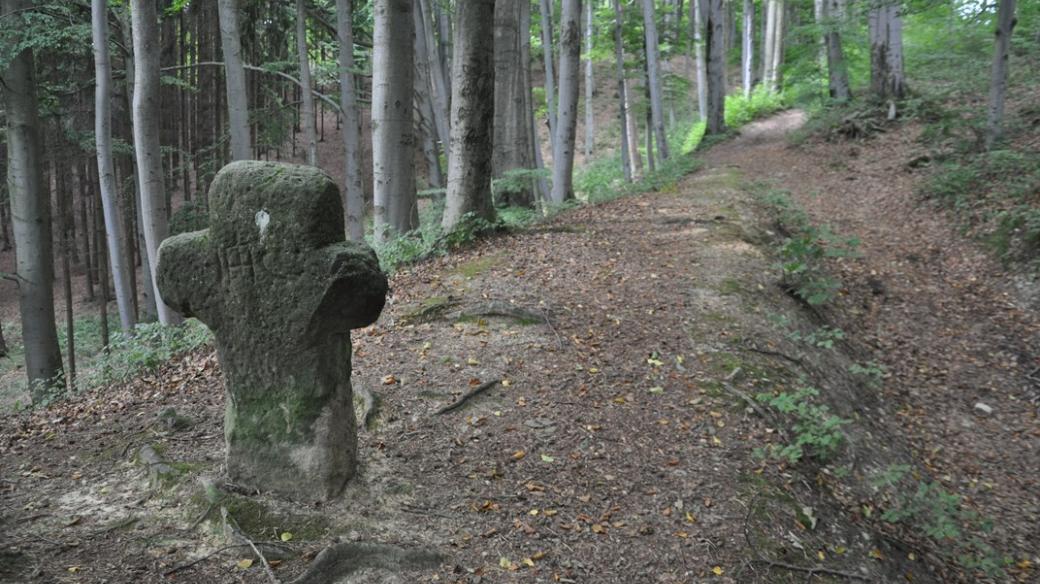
742 0 754 97
645 106 656 173
705 0 727 134
94 193 110 350
550 0 582 203
296 0 318 166
519 2 550 202
539 0 559 156
418 0 451 153
337 0 365 240
2 0 64 394
372 0 418 242
770 0 785 91
492 0 536 207
434 0 453 100
218 0 251 161
691 0 708 119
823 0 850 102
131 0 182 326
583 1 595 159
613 0 633 182
78 162 95 302
62 223 76 390
868 0 905 101
91 0 136 332
642 0 670 159
986 0 1016 149
625 78 643 178
763 0 775 89
443 0 497 230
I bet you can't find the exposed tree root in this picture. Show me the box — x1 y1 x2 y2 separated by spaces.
434 379 501 415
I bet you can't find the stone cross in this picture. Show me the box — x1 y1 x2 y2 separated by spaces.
157 161 387 501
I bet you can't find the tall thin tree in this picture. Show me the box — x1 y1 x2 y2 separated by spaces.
539 0 559 155
337 0 365 240
704 0 726 134
91 0 136 332
218 0 251 160
612 0 633 182
550 0 583 203
2 0 64 394
742 0 754 97
583 0 595 159
868 0 905 101
642 0 670 159
822 0 850 102
297 0 319 166
372 0 418 242
986 0 1016 149
691 0 707 119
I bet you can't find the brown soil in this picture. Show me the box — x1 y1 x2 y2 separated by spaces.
1 111 1037 584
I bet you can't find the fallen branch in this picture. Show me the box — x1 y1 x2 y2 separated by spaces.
743 495 869 582
161 542 296 577
434 379 501 415
222 507 281 584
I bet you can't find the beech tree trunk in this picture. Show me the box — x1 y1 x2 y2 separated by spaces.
868 0 905 101
91 0 136 332
613 0 633 182
583 1 595 159
417 0 451 159
442 0 497 230
493 0 536 207
2 0 64 394
218 0 251 161
691 0 708 119
550 0 582 203
131 0 182 326
296 0 318 166
372 0 418 242
823 0 851 102
742 0 754 97
986 0 1016 149
763 0 775 86
539 0 559 155
625 78 643 178
336 0 365 241
705 0 726 134
642 0 670 159
414 1 445 188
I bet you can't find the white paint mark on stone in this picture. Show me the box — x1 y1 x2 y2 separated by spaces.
255 209 271 242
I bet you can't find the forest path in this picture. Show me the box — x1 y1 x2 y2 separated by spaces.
705 110 1040 572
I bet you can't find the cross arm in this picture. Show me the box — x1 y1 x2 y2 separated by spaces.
156 229 221 328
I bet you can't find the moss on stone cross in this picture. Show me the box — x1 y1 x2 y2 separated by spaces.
157 161 387 501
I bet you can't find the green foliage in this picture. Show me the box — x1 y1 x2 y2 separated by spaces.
492 168 551 202
169 201 209 235
756 187 859 305
755 386 849 464
849 361 886 387
86 321 213 386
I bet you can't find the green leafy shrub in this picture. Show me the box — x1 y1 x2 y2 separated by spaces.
755 386 849 463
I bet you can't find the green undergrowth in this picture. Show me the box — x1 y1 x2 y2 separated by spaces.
4 318 212 411
682 87 790 154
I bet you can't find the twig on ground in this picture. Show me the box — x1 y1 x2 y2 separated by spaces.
222 507 281 584
741 342 805 366
434 379 501 415
187 502 215 531
541 308 564 348
742 495 869 582
162 544 238 576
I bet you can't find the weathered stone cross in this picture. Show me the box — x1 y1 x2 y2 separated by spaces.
157 161 387 501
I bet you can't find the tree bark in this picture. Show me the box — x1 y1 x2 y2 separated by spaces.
550 0 582 203
705 0 727 134
336 0 365 240
583 0 595 159
218 0 251 161
492 0 536 207
625 78 643 178
418 0 451 154
131 0 182 326
613 0 633 182
742 0 754 97
763 0 775 86
372 0 418 242
823 0 850 102
691 0 708 119
296 0 319 166
2 0 64 393
91 0 137 332
986 0 1016 149
868 0 905 101
539 0 559 156
443 0 497 230
642 0 670 159
434 0 453 101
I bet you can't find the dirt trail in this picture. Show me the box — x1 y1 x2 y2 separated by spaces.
2 111 1035 584
706 110 1040 572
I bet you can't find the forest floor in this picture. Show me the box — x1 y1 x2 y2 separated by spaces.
1 111 1038 584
